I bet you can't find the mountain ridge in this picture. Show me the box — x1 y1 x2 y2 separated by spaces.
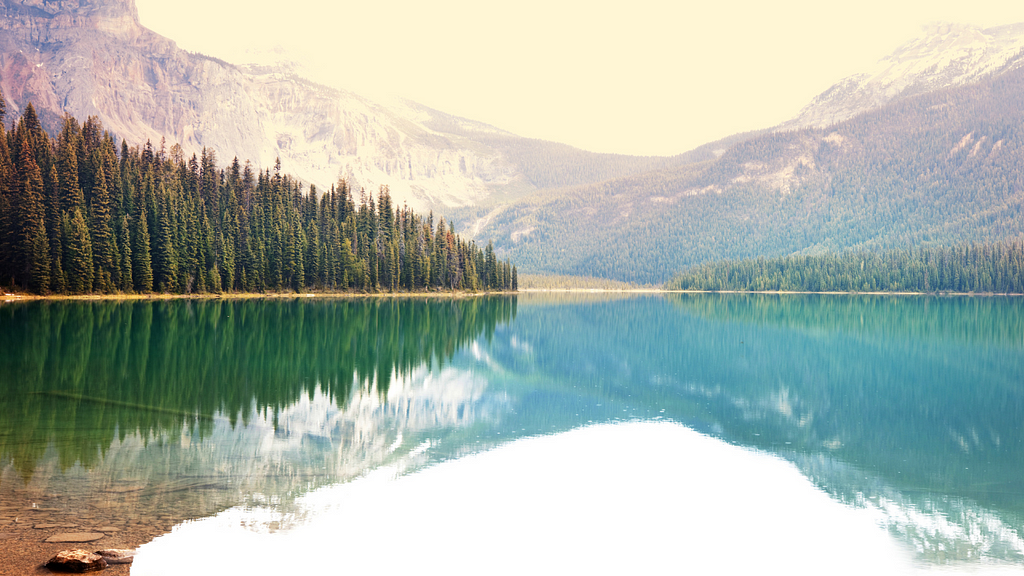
4 1 1023 284
0 0 685 211
478 54 1024 283
780 21 1024 130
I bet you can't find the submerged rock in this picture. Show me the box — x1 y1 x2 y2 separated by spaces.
44 532 105 543
45 549 108 572
95 549 135 565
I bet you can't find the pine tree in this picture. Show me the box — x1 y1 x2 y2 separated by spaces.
153 186 177 292
46 164 65 293
20 104 53 184
27 218 50 294
484 240 498 290
220 177 239 290
16 139 50 293
79 116 103 205
132 200 153 292
62 208 94 293
89 157 115 291
118 214 133 291
328 219 343 288
0 120 13 285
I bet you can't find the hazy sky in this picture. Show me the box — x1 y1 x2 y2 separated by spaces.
134 0 1024 157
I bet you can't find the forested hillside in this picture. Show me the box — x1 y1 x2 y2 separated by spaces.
481 65 1024 284
0 98 516 295
666 241 1024 293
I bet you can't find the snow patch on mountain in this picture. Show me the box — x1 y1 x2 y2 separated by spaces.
783 22 1024 130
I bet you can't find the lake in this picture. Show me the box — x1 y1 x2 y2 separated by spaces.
1 293 1022 574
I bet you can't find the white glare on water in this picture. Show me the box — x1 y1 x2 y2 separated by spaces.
131 422 958 575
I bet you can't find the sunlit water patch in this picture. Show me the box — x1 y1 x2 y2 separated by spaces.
135 422 943 575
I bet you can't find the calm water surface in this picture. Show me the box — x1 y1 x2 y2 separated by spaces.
1 294 1022 573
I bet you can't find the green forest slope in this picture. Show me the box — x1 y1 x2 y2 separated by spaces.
0 99 516 295
479 66 1024 284
666 241 1024 293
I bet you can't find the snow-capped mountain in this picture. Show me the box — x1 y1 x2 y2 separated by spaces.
781 22 1024 130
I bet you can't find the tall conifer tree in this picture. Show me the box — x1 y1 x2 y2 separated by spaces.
47 165 65 293
132 199 153 292
89 158 114 291
16 139 50 292
118 214 133 291
62 208 93 293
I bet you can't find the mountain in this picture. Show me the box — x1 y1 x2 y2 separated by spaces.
781 22 1024 130
6 4 1022 283
0 0 685 211
477 26 1024 284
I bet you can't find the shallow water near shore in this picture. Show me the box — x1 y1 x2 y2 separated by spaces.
1 294 1023 574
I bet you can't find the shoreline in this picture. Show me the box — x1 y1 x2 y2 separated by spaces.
519 288 1024 297
4 289 1021 301
0 290 519 302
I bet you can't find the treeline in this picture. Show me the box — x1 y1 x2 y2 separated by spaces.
489 65 1024 284
666 241 1024 293
518 273 642 290
0 97 517 295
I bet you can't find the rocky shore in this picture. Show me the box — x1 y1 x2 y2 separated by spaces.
0 489 178 575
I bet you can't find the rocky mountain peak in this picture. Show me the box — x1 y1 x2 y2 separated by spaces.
781 21 1024 130
1 0 145 43
3 0 137 15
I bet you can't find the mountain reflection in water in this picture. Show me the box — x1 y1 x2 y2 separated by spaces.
1 293 1023 571
0 297 516 529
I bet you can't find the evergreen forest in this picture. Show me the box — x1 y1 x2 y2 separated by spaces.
0 97 517 295
482 65 1024 284
665 241 1024 293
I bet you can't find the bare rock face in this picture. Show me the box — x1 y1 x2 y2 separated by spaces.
0 0 681 216
44 549 108 572
0 0 679 215
0 0 521 211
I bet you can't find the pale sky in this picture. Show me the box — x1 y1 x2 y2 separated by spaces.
135 0 1024 157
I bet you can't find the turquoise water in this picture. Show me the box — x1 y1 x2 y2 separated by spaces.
1 294 1022 571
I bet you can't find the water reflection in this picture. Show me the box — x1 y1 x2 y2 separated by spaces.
136 423 929 576
488 293 1024 565
795 453 1024 563
2 293 1023 571
0 297 516 532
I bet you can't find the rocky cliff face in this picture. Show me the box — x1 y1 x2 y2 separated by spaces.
0 0 531 209
781 22 1024 130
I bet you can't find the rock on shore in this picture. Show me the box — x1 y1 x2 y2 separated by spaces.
45 549 108 572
